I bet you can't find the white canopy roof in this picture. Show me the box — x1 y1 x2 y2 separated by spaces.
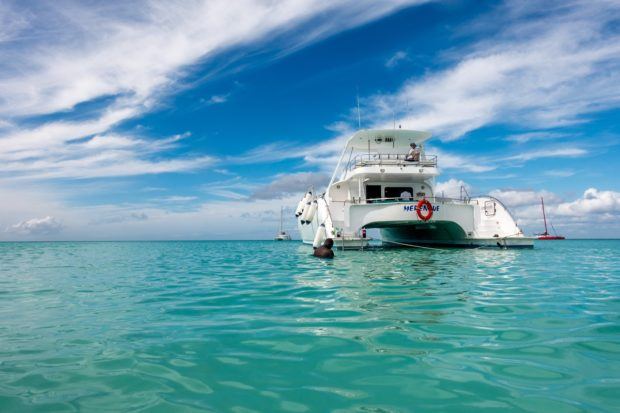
345 129 432 151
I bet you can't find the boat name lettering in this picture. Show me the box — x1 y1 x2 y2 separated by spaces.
403 205 439 212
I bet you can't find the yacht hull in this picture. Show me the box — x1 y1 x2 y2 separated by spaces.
298 198 533 249
381 226 534 249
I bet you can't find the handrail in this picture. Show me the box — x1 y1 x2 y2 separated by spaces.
347 153 437 170
332 196 473 205
318 196 335 230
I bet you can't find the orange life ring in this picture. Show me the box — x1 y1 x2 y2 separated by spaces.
416 199 433 221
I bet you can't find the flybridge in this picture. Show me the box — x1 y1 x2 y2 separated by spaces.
330 129 435 186
346 153 438 171
343 129 432 151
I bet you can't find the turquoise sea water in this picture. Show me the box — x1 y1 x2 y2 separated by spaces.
0 240 619 412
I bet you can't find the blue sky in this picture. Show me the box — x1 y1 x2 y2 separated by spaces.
1 0 619 240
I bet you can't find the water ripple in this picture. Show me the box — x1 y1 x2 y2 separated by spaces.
0 240 619 412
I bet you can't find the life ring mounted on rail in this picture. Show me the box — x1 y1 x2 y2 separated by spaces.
416 199 433 221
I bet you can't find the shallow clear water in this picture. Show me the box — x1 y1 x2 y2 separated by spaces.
0 240 619 412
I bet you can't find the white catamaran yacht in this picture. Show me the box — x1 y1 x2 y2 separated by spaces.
295 129 533 249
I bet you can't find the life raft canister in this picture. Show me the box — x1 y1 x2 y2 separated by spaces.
416 199 433 221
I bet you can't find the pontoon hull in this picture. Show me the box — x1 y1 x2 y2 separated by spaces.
381 226 534 249
299 198 533 249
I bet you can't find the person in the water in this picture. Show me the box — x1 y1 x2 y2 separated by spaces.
313 238 335 259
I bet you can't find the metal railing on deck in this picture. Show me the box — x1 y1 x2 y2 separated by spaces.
347 153 437 171
332 196 476 206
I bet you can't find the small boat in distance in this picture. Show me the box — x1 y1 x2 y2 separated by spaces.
537 197 565 240
275 206 292 241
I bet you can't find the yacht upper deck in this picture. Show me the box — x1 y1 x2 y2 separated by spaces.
344 129 432 151
330 129 436 185
347 153 437 171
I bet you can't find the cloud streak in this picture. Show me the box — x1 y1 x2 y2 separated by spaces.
362 0 620 140
9 216 64 235
0 0 426 181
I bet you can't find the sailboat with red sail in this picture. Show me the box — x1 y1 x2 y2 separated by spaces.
537 197 565 240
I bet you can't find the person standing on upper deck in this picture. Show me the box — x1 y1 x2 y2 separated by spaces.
405 143 420 161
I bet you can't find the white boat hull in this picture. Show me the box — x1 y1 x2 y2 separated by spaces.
298 198 533 249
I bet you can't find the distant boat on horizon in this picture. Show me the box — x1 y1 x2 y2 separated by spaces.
275 206 291 241
537 197 565 240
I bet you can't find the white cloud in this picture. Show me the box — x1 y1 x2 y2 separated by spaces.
202 94 229 105
0 1 423 118
435 179 470 199
489 189 561 208
502 147 586 163
0 2 29 44
385 51 408 68
0 0 426 181
489 187 620 236
157 196 198 202
431 148 495 173
554 188 620 217
252 172 330 199
227 141 299 165
544 169 575 178
361 0 620 140
291 0 616 177
90 212 148 225
1 182 618 240
505 131 569 143
208 189 248 200
9 216 64 235
0 183 303 240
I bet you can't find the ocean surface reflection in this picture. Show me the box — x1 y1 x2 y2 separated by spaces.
0 240 618 412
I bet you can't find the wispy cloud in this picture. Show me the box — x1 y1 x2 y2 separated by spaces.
489 188 562 208
555 188 620 217
157 196 198 202
0 183 304 240
544 169 575 178
0 1 423 118
435 179 470 198
202 94 229 105
496 187 620 236
252 172 330 199
502 147 586 162
8 216 64 235
0 0 426 181
504 131 570 144
1 131 215 180
385 50 408 68
360 0 620 140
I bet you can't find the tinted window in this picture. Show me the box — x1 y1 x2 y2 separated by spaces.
366 185 382 200
385 187 413 199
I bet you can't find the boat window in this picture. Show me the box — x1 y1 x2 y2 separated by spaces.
484 201 496 216
385 186 413 200
366 185 381 202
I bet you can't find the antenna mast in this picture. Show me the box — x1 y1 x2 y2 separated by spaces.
280 206 283 233
541 197 548 235
356 88 361 130
393 107 396 129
